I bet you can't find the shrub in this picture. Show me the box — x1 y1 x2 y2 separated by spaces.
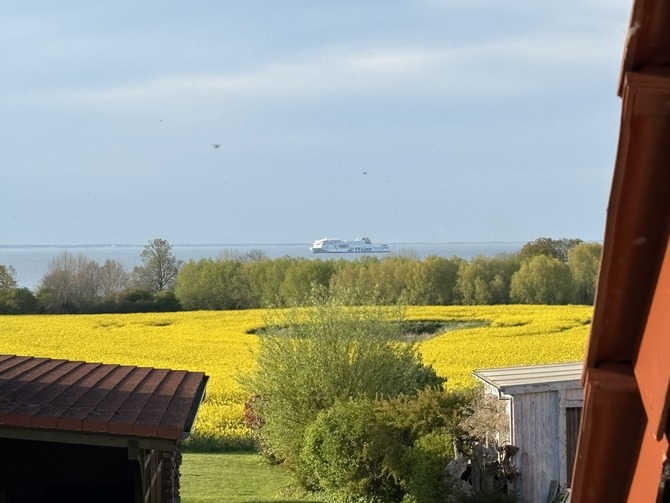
375 387 479 503
299 388 483 503
153 290 181 311
300 399 403 502
240 296 444 479
402 431 455 503
377 387 478 445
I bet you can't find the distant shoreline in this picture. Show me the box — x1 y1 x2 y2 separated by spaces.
0 241 530 250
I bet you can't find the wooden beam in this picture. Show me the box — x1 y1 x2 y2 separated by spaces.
571 364 646 502
0 425 178 451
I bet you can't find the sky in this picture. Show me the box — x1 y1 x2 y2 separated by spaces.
1 1 632 246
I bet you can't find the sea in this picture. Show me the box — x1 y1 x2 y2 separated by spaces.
0 242 524 292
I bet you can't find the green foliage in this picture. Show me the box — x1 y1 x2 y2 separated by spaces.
153 290 181 311
402 431 455 503
419 255 464 305
298 389 478 503
568 242 602 305
240 297 444 476
298 388 479 503
328 257 384 305
177 236 601 310
377 387 478 442
176 258 251 310
2 235 602 314
518 237 583 263
509 255 575 304
300 399 403 502
456 255 520 305
107 288 180 313
246 257 294 307
0 288 38 314
278 259 338 306
326 255 466 307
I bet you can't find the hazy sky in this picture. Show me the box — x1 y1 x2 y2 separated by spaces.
2 1 631 245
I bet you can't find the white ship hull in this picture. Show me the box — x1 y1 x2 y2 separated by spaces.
310 237 390 254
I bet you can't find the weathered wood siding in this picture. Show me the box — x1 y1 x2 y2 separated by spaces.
565 407 582 486
474 364 583 503
508 385 583 503
512 390 560 503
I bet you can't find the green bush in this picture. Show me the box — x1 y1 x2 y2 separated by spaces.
299 388 481 503
400 431 455 503
374 388 478 503
300 399 403 502
377 387 478 443
240 296 444 476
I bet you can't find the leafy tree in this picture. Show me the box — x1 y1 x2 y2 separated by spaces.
568 242 602 305
518 237 583 263
278 259 337 306
175 258 251 310
510 254 575 304
374 256 417 305
417 255 464 305
133 238 181 292
241 296 444 476
245 256 295 308
0 264 17 290
0 287 38 314
456 254 520 305
329 257 381 305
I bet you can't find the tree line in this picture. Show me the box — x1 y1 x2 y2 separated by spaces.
0 237 602 314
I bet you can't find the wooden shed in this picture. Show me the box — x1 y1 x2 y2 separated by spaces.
473 362 583 503
0 354 208 503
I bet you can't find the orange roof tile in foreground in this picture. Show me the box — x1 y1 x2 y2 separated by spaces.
571 0 670 501
0 354 208 450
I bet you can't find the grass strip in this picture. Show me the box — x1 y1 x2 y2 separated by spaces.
181 452 322 503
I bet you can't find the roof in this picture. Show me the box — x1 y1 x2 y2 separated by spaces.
0 354 208 450
473 362 583 395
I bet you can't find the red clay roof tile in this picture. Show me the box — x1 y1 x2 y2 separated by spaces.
0 355 207 442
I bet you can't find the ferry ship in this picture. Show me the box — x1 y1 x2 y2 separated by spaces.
310 237 390 254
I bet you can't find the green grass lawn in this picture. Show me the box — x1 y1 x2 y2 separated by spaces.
180 452 323 503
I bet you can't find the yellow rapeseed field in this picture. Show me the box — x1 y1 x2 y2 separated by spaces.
0 305 591 450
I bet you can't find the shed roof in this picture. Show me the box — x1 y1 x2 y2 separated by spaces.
0 354 208 450
473 362 583 395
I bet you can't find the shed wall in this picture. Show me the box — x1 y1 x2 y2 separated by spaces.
512 390 560 503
